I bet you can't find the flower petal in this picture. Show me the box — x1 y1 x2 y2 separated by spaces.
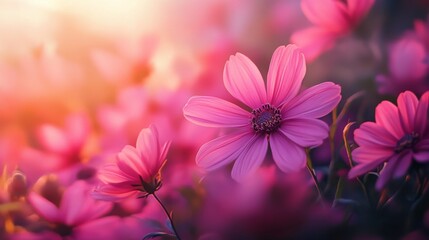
347 0 375 25
196 129 254 171
267 45 306 106
280 118 329 147
37 125 70 154
397 91 419 133
375 152 410 190
223 53 267 108
354 122 397 148
116 145 146 179
283 82 341 119
28 192 60 223
393 151 412 178
290 27 337 62
65 113 90 150
231 135 268 181
98 163 133 184
351 146 393 164
348 157 386 179
375 100 404 139
74 216 121 240
270 132 306 172
136 125 161 177
183 96 251 128
390 37 428 80
415 138 429 163
415 91 429 135
61 181 112 226
301 0 349 31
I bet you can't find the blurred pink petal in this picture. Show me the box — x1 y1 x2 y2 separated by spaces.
74 216 122 240
348 156 386 179
28 192 60 222
415 139 429 163
390 37 427 80
37 125 69 155
292 0 374 61
347 0 375 25
301 0 349 31
290 27 336 62
183 96 251 128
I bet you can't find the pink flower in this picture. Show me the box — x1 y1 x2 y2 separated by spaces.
27 180 120 240
348 91 429 190
291 0 374 61
183 44 341 181
93 125 171 200
376 36 428 95
37 112 91 169
376 21 429 95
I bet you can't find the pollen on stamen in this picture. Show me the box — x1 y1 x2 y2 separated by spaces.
251 104 282 134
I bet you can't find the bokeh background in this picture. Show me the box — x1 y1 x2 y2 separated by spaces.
1 0 429 239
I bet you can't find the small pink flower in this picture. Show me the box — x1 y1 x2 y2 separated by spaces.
37 112 91 169
376 36 428 95
183 44 341 181
349 91 429 189
291 0 374 61
28 180 120 240
376 20 429 95
93 125 171 200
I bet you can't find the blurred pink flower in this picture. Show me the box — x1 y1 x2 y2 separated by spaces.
36 112 91 169
91 37 157 86
349 91 429 189
376 20 429 95
291 0 374 61
27 180 120 240
183 44 341 181
93 125 171 201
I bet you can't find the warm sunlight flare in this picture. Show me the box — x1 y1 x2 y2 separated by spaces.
1 0 429 239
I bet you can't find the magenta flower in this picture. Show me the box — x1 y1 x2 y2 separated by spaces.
291 0 374 61
37 112 91 169
28 181 120 240
376 20 429 95
183 44 341 181
349 91 429 190
93 125 171 200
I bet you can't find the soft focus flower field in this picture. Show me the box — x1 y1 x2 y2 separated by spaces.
1 0 429 239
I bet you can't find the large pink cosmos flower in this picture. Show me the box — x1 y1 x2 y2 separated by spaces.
349 91 429 190
291 0 374 61
183 44 341 181
93 125 171 201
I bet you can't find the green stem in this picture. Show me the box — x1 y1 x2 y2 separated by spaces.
152 193 182 240
306 149 324 203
